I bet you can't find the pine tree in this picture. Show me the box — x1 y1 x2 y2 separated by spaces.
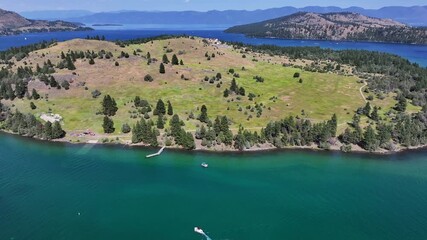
171 54 179 65
352 114 360 127
363 125 378 152
239 87 246 96
179 59 184 65
162 54 169 64
146 52 151 59
159 63 165 74
377 123 392 146
230 78 238 93
30 102 37 110
220 116 229 133
155 99 166 115
395 94 407 112
199 105 209 123
32 89 40 100
223 89 229 98
66 56 76 70
102 95 118 116
363 102 371 116
134 96 141 107
170 114 182 137
328 114 338 137
156 114 164 129
371 106 379 121
121 123 131 133
52 121 65 139
213 116 221 135
102 116 115 133
43 122 53 140
49 76 58 88
167 101 173 115
5 83 15 100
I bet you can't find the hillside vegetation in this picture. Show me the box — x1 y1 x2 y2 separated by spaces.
0 8 91 35
226 12 427 45
0 36 426 152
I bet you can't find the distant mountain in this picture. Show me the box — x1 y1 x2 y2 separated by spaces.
20 10 93 20
64 6 427 26
225 12 427 45
0 8 92 35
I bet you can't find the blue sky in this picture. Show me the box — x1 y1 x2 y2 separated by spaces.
0 0 425 12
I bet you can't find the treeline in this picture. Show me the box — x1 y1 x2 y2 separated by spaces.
0 110 65 140
339 101 427 152
228 42 427 106
0 40 57 62
115 35 189 47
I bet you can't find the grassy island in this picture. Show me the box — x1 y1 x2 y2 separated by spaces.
0 35 426 153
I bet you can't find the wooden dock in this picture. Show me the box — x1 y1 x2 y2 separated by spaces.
146 146 166 158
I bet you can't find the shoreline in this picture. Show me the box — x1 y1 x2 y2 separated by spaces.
2 130 426 156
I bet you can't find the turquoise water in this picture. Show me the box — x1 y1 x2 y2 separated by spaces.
0 29 426 67
1 132 427 240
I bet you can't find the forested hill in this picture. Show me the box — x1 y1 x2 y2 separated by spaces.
0 8 92 35
225 12 427 45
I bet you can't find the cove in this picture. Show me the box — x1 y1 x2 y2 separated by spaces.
1 132 427 240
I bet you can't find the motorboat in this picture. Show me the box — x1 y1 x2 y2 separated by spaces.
194 227 205 234
201 162 208 168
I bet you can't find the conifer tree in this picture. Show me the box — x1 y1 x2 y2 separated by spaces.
239 87 246 96
363 102 371 116
155 99 166 115
363 125 378 152
162 54 169 64
395 94 407 112
32 89 40 100
213 116 221 135
371 106 379 121
199 105 209 123
171 54 179 65
52 121 65 139
156 114 164 129
102 116 115 133
30 102 37 110
230 78 238 93
159 63 165 74
167 101 173 115
66 56 76 70
121 123 131 133
44 122 53 140
102 95 118 116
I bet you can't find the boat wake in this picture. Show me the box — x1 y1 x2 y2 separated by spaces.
204 233 212 240
194 227 212 240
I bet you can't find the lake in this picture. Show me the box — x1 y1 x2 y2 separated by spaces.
1 26 427 239
1 133 427 240
0 27 426 67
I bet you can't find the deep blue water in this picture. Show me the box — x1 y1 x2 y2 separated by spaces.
0 28 426 67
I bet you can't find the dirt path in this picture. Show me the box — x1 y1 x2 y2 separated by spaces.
359 81 368 103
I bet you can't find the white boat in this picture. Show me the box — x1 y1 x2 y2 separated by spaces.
194 227 205 235
201 162 208 168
